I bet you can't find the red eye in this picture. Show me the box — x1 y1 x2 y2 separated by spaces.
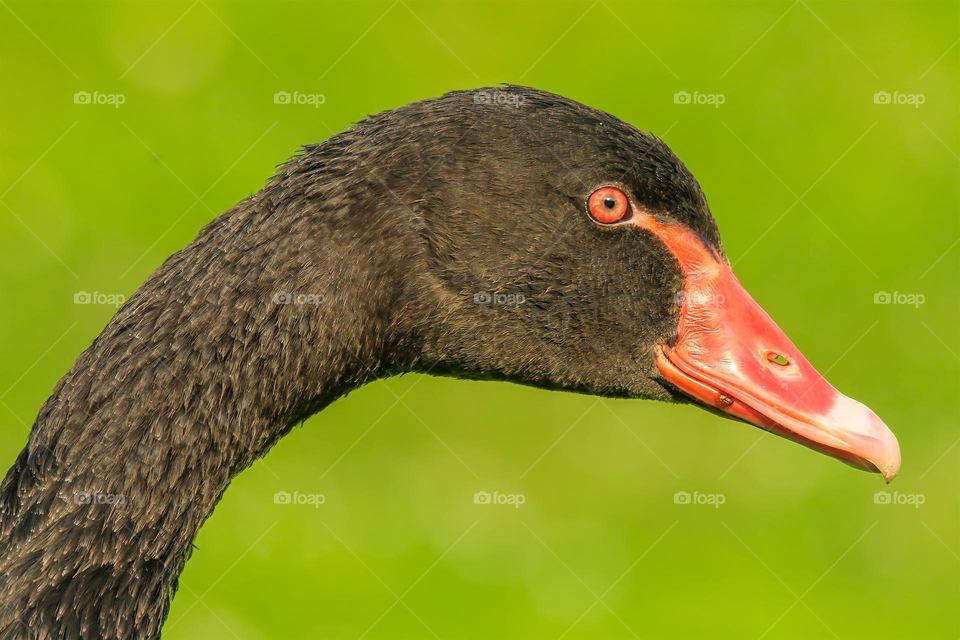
587 186 630 224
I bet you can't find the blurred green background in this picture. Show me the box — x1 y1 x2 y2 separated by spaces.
1 1 957 638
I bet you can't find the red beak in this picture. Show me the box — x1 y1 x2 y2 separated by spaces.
636 213 900 481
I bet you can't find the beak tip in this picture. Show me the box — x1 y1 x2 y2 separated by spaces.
879 450 901 484
828 398 901 483
874 432 901 484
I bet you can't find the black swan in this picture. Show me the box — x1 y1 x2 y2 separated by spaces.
0 86 899 639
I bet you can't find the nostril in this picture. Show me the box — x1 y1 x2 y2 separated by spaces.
766 351 790 366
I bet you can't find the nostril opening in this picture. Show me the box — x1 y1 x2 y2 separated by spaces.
766 351 790 366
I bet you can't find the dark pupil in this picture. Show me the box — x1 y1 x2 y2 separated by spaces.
603 197 617 209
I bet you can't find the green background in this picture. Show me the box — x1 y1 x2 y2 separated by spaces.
1 1 957 637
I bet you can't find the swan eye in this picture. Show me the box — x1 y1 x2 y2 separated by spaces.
587 186 630 224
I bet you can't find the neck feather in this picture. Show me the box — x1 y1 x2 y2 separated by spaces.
0 165 414 638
